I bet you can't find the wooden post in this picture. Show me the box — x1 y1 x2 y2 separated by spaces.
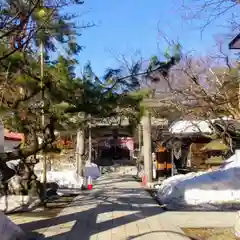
88 115 92 162
138 124 142 150
40 41 47 205
171 150 174 177
76 128 85 176
141 110 153 184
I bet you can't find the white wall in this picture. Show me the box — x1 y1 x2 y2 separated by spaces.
4 139 21 153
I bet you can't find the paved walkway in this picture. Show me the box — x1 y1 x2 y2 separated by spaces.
16 170 190 240
10 168 238 240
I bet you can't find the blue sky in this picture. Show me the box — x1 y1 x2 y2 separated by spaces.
69 0 239 77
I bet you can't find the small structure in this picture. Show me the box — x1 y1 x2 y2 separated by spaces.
162 119 240 172
160 120 214 171
201 139 229 169
154 144 172 178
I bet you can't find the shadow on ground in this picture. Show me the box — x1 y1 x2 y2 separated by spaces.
27 232 45 240
15 171 234 240
18 175 170 240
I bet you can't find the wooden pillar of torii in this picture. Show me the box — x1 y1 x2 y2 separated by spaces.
140 98 171 185
141 109 153 184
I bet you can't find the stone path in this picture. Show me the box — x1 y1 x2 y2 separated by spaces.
13 170 190 240
9 168 238 240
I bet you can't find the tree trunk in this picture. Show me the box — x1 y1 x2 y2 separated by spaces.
142 110 153 183
20 157 42 198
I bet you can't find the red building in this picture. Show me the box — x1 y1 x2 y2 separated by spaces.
4 129 24 152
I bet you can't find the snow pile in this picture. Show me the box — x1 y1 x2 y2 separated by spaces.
35 163 101 189
0 211 25 240
157 151 240 210
36 170 84 189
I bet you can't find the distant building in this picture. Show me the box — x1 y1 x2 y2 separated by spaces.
0 124 24 153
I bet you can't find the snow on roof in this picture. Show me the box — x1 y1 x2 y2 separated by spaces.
169 117 236 135
169 120 214 134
